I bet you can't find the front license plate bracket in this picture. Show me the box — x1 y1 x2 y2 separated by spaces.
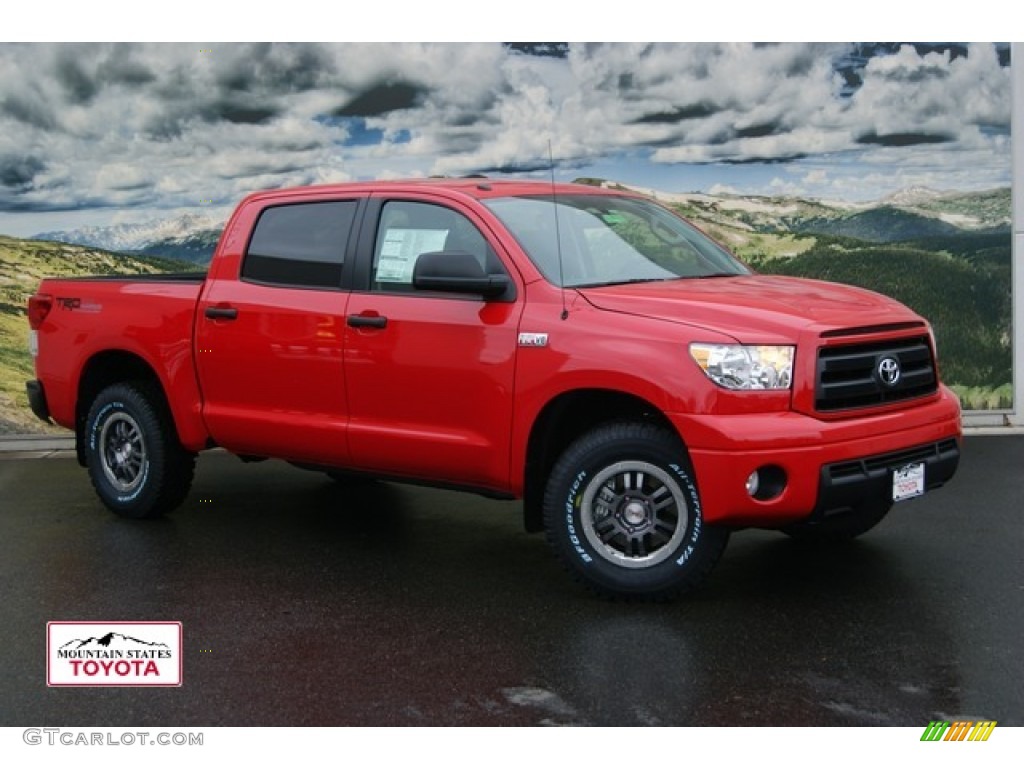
893 462 926 502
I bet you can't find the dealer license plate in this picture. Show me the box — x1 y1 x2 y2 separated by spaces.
893 462 925 502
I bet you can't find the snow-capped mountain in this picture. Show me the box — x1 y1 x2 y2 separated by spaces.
31 184 1011 265
581 179 1010 242
35 213 224 258
881 186 947 206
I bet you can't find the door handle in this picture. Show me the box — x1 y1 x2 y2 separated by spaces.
204 306 238 320
347 314 388 329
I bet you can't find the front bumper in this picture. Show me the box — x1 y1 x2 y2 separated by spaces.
809 437 959 521
670 386 962 527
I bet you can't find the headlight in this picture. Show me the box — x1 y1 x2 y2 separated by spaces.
690 344 794 390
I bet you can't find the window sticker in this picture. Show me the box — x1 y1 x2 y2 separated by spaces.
376 228 449 283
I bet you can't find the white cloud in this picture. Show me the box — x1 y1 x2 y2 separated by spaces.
0 41 1011 232
708 183 740 195
802 169 828 185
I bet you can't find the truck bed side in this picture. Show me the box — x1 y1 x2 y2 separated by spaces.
32 274 210 452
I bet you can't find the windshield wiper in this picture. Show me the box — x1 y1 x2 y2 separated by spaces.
572 277 677 288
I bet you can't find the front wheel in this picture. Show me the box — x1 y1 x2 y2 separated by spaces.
542 422 728 600
84 382 195 519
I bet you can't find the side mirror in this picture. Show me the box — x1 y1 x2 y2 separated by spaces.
412 251 512 299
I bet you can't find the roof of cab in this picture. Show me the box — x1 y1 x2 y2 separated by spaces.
239 177 639 206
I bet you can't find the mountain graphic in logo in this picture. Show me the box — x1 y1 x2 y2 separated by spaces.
59 632 170 652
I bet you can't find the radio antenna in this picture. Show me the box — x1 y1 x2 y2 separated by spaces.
549 140 568 320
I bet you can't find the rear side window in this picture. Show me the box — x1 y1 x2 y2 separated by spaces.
243 201 357 288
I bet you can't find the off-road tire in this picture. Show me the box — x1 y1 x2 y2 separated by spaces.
84 382 195 519
542 421 729 600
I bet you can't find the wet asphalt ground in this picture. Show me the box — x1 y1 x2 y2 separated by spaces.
0 436 1021 727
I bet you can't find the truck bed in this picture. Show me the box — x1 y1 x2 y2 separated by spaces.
44 271 208 283
31 274 209 450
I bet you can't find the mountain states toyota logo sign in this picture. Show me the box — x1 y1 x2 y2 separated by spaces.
47 622 182 687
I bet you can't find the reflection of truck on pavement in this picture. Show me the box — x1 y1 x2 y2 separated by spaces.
25 179 961 599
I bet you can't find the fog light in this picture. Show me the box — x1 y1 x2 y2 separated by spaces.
747 465 787 501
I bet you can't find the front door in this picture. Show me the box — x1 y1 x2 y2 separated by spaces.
343 197 522 491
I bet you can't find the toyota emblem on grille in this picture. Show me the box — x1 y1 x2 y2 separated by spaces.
877 356 901 387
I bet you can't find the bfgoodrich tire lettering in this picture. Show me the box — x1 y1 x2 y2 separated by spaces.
84 382 195 519
543 422 728 600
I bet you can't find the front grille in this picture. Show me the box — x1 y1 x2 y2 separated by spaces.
816 335 937 411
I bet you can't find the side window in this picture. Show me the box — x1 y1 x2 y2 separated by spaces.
372 201 503 292
242 201 357 288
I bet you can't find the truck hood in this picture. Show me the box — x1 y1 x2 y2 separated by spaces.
577 275 920 341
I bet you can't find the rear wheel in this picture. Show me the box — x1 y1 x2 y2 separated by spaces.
542 422 728 600
84 382 195 519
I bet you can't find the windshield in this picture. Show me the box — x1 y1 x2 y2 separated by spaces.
484 194 750 287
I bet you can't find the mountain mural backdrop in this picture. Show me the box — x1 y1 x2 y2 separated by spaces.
1 181 1010 434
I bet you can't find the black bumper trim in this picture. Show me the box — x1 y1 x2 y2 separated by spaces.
810 437 960 520
26 380 51 423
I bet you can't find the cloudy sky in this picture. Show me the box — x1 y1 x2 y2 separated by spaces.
0 42 1012 237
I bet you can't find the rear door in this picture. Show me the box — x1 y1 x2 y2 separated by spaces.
196 197 361 465
342 195 523 491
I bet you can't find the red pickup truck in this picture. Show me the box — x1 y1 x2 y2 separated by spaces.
26 179 961 599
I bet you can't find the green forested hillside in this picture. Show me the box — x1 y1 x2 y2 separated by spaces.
793 207 965 242
913 188 1012 229
0 236 191 434
646 182 1012 411
750 235 1013 409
